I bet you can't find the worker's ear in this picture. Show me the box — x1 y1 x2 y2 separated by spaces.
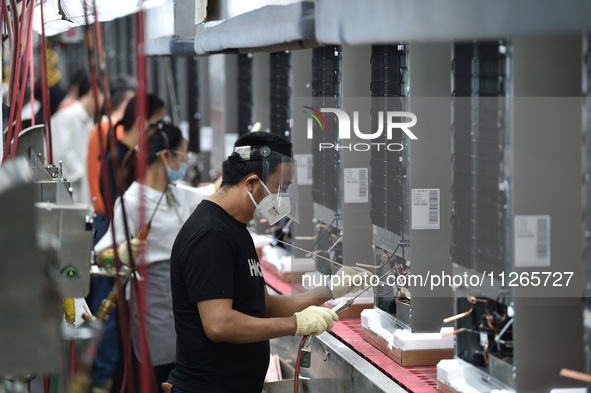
244 175 259 193
160 149 172 162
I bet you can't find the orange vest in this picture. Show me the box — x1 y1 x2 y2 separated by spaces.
87 118 124 214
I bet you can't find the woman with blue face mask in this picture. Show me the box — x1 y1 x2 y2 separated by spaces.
94 121 217 393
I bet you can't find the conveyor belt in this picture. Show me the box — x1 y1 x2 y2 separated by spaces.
262 263 438 393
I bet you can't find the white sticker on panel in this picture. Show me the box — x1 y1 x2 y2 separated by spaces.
294 154 313 186
514 215 551 267
344 168 368 203
411 189 440 230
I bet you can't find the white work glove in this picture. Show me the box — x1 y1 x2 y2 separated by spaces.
293 306 339 337
328 266 373 299
117 238 145 265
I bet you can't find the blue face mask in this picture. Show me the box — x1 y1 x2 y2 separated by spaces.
165 160 187 182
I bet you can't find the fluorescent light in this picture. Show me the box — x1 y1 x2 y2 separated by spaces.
33 0 168 36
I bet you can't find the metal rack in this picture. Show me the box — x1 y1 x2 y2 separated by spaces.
311 45 343 274
583 33 591 390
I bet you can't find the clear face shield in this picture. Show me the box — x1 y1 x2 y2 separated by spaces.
234 145 299 226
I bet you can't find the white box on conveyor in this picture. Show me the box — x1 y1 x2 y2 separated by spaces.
361 308 453 351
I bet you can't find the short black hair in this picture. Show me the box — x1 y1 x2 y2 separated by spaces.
221 132 291 187
77 73 104 98
118 94 165 132
110 74 137 110
77 73 92 97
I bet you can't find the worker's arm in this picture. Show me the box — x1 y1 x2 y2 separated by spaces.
265 286 332 318
198 298 297 343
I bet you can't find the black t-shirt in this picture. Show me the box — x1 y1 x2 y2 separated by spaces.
168 200 268 393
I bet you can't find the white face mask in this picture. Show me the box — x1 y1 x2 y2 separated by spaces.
247 177 290 225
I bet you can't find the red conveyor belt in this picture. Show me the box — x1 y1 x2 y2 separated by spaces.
262 264 438 393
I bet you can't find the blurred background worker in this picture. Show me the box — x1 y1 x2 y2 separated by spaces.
88 91 164 393
100 94 166 214
58 69 87 110
167 131 369 393
87 74 137 241
51 73 104 204
94 121 217 393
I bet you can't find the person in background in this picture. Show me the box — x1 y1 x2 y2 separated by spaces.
100 94 166 210
94 122 216 393
58 69 86 110
87 76 136 393
34 83 67 126
91 94 165 374
51 73 104 204
88 75 137 241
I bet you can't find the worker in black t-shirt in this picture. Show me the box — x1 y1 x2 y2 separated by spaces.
166 132 371 393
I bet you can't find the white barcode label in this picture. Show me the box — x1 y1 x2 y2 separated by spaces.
412 189 440 230
515 215 551 267
344 168 369 203
295 154 313 186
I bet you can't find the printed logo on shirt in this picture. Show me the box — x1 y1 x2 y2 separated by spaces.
247 258 263 278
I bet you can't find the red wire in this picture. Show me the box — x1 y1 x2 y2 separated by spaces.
134 10 154 393
38 0 53 163
10 0 35 160
0 0 4 158
1 0 26 163
43 376 50 393
28 36 35 126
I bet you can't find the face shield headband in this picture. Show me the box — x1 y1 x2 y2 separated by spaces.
229 143 299 224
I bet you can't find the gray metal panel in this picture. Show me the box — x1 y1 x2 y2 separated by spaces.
36 203 94 298
199 56 211 127
405 44 453 331
583 34 591 386
253 53 271 132
291 49 315 259
209 54 230 170
511 36 585 392
315 0 591 45
0 161 61 375
341 45 374 267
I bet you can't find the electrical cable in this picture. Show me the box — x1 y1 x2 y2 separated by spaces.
28 33 34 126
9 0 33 157
264 234 347 270
43 376 50 393
133 9 156 393
2 0 25 164
264 234 400 288
81 2 138 391
7 0 18 105
83 0 136 388
9 0 35 160
312 217 337 250
38 0 53 163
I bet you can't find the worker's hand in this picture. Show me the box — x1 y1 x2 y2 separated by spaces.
293 306 339 337
328 266 374 299
161 382 172 393
117 237 145 265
